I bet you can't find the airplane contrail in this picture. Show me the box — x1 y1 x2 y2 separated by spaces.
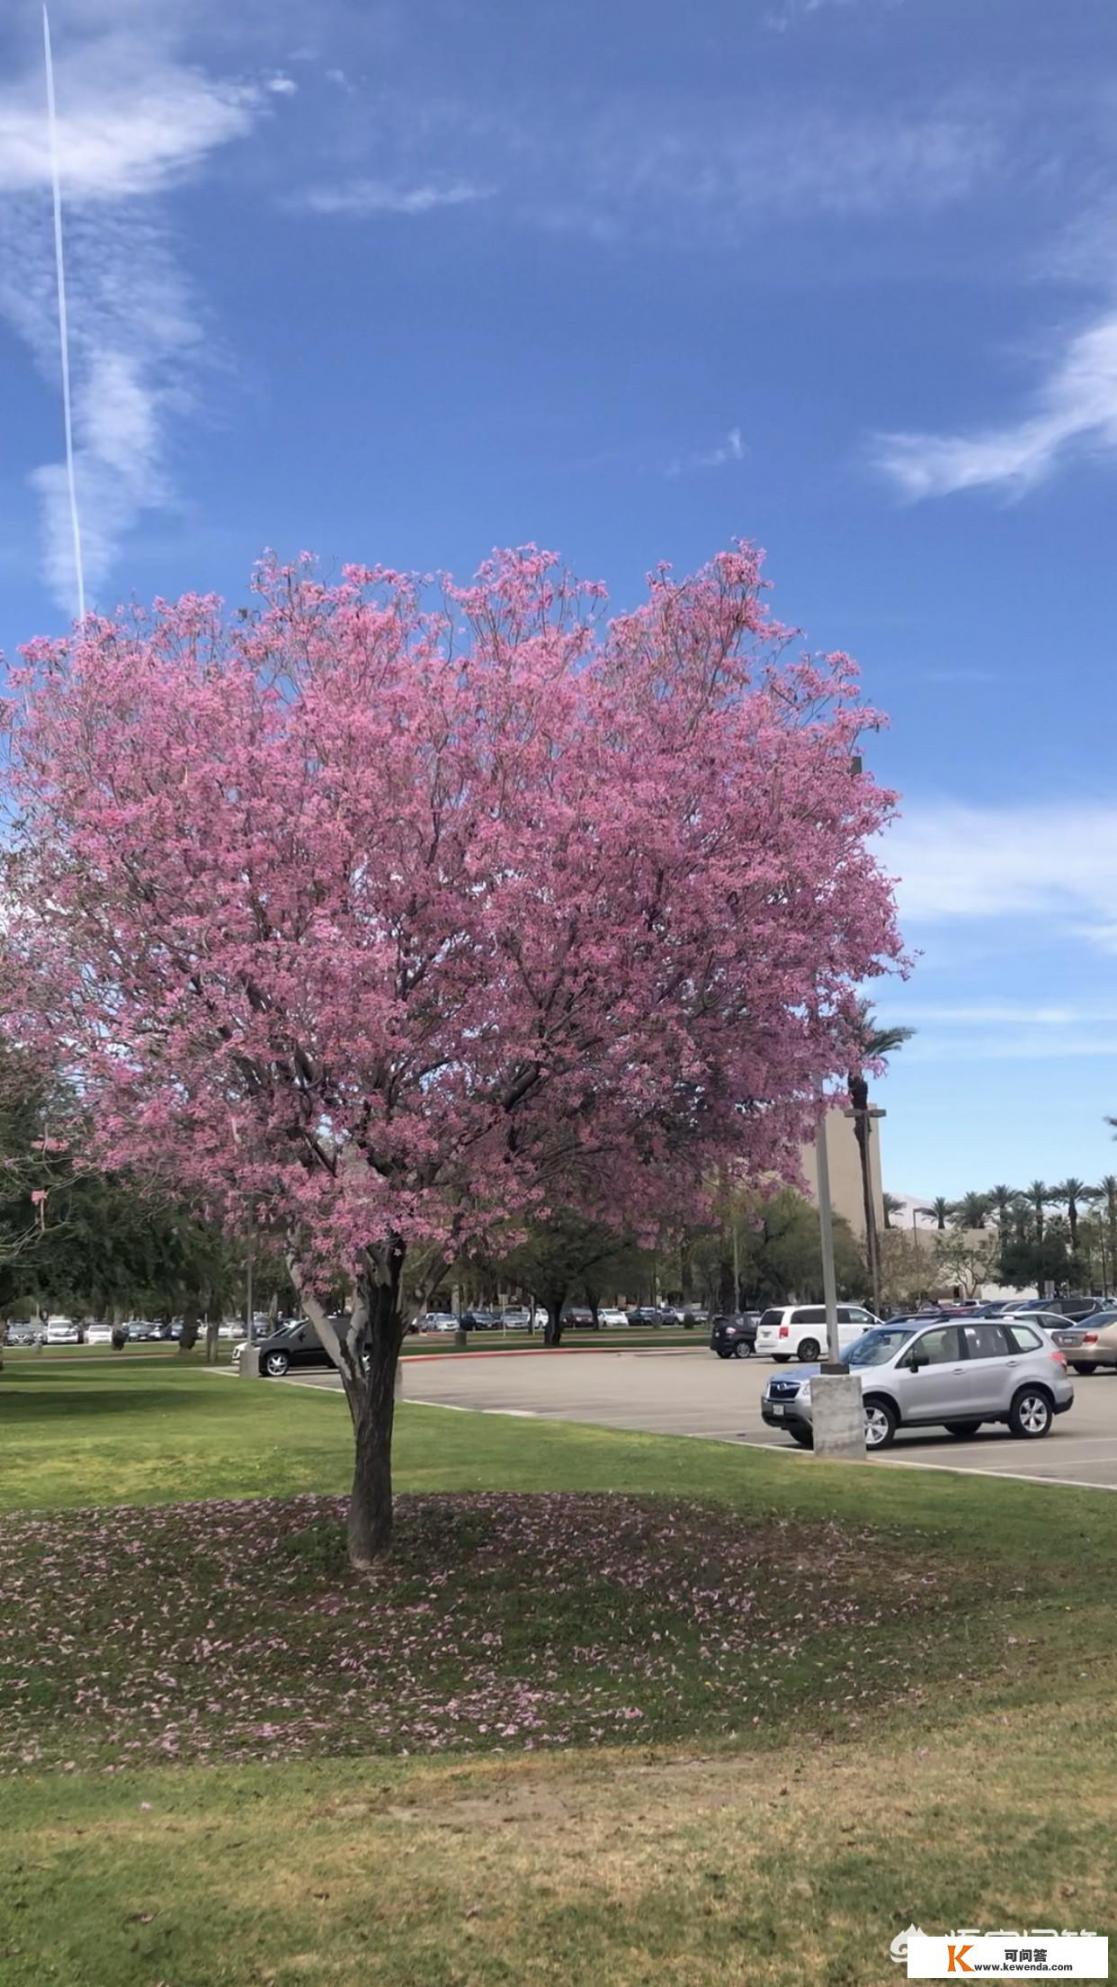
42 2 86 622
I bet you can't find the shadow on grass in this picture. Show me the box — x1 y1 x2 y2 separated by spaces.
0 1386 210 1424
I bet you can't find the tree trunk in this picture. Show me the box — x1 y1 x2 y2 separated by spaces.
293 1237 406 1570
343 1249 406 1568
541 1283 567 1347
347 1294 398 1567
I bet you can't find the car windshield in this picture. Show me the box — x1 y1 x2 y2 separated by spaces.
845 1326 916 1367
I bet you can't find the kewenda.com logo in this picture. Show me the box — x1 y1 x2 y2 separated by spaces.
888 1924 1108 1978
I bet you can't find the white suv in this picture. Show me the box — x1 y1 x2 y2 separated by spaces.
755 1303 879 1363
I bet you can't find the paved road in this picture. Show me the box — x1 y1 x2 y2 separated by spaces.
286 1347 1117 1490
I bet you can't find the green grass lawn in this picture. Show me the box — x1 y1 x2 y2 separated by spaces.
1 1358 1115 1986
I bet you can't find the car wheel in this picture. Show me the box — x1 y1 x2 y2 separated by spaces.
1009 1386 1053 1439
1072 1362 1098 1376
863 1397 898 1450
733 1342 753 1359
797 1337 820 1362
264 1350 290 1378
944 1420 982 1437
716 1349 733 1360
788 1426 813 1448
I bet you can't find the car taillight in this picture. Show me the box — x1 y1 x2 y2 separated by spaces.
1083 1332 1098 1343
1049 1349 1067 1366
779 1325 789 1338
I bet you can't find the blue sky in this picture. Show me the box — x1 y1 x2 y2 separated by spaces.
2 0 1116 1199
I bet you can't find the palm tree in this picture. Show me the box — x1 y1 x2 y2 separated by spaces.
882 1193 903 1230
1096 1175 1117 1295
1027 1180 1051 1246
952 1191 991 1230
1049 1178 1093 1256
989 1184 1017 1237
847 1008 914 1313
927 1196 951 1232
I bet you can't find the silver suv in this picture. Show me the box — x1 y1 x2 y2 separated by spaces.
760 1316 1074 1450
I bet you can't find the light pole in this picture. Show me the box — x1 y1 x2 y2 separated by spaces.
815 1112 842 1369
843 1102 886 1314
810 1109 865 1459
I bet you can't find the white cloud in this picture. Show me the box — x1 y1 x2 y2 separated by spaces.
763 0 905 28
665 427 746 477
885 802 1117 953
0 27 277 610
0 55 257 200
265 73 298 97
298 177 493 217
873 309 1117 499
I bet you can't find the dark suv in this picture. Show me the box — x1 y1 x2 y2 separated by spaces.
709 1313 759 1359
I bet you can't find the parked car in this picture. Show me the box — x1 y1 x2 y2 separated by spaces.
561 1306 597 1330
416 1311 459 1333
44 1317 83 1345
499 1305 549 1330
681 1306 709 1326
5 1321 40 1346
84 1322 115 1345
1049 1309 1117 1374
709 1312 759 1359
626 1306 660 1328
754 1303 880 1363
1001 1309 1068 1336
459 1308 502 1331
761 1315 1073 1450
596 1306 629 1329
251 1317 335 1378
125 1319 158 1341
1017 1295 1100 1322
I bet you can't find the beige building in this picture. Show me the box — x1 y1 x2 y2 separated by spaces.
799 1106 883 1240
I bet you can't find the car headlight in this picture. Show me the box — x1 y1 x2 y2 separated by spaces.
797 1381 811 1401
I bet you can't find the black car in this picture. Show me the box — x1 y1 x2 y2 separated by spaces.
561 1306 597 1330
255 1318 334 1377
458 1308 502 1332
1018 1294 1100 1322
709 1312 758 1359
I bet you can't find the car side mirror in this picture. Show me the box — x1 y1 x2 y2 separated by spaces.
908 1353 927 1373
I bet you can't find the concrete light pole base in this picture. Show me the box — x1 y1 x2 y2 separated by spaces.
810 1374 865 1459
239 1345 262 1379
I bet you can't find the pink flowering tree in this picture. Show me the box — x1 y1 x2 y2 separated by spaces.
3 545 901 1563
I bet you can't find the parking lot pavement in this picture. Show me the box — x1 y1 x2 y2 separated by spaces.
284 1347 1117 1490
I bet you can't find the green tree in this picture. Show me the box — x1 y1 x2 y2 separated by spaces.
497 1212 640 1346
734 1188 867 1307
999 1230 1070 1294
933 1231 1000 1299
881 1192 904 1230
926 1196 952 1233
